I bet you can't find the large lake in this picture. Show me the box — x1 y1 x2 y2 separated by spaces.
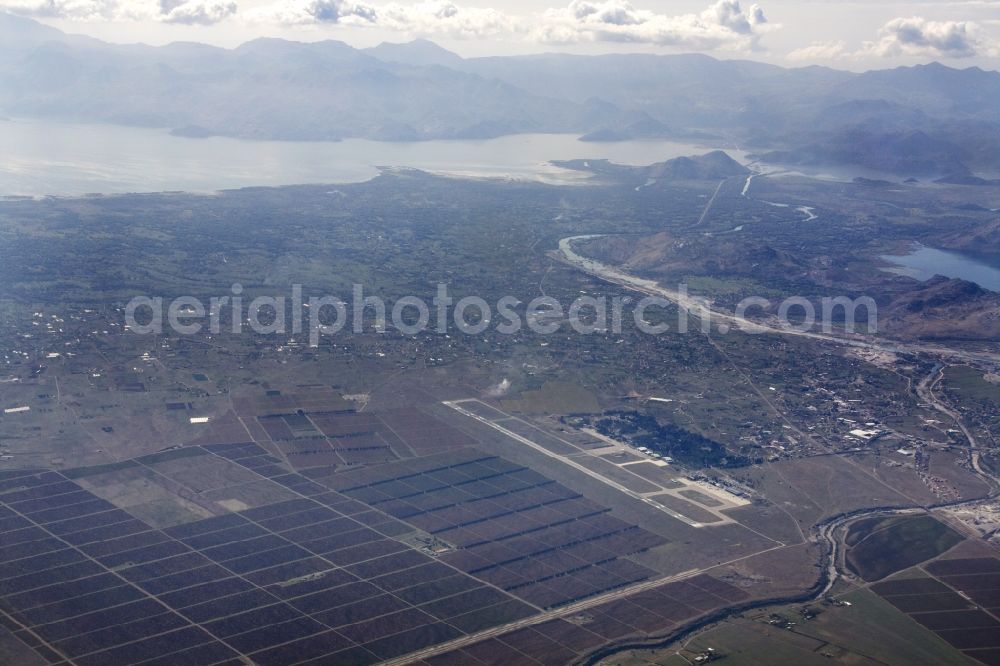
0 118 747 197
882 244 1000 292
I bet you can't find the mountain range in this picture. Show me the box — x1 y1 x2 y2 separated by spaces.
2 12 999 177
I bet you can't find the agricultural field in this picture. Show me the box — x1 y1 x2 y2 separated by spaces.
845 515 965 582
606 587 973 666
867 546 1000 664
0 394 818 665
0 159 998 664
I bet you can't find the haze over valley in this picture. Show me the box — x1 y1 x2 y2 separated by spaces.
0 4 999 666
3 12 1000 179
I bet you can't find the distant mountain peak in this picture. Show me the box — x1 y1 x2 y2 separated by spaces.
646 151 749 180
1 18 998 157
0 10 97 48
365 39 463 68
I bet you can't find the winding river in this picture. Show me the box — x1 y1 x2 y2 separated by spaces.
555 235 1000 664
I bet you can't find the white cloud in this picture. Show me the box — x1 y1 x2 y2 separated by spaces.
1 0 126 20
534 0 775 50
787 40 847 62
787 16 999 63
1 0 779 49
246 0 514 36
245 0 375 25
1 0 234 22
160 0 236 24
376 2 515 38
865 16 983 58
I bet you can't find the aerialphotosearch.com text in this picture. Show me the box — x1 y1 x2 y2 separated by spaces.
124 283 878 347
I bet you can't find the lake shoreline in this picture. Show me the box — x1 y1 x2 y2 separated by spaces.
880 243 1000 292
0 119 746 198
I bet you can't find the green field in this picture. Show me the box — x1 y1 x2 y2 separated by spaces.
945 366 1000 404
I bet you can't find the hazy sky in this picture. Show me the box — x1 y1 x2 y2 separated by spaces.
8 0 1000 70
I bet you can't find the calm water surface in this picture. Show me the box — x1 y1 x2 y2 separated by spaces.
881 244 1000 292
0 118 747 196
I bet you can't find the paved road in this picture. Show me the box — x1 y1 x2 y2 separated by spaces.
556 236 1000 366
917 364 997 488
546 235 1000 662
693 179 725 227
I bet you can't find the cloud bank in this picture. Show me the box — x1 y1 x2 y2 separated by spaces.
373 2 515 38
535 0 773 49
248 0 771 45
0 0 774 46
245 0 376 26
160 0 236 24
865 17 984 58
246 0 513 36
6 0 996 63
785 16 997 63
1 0 236 23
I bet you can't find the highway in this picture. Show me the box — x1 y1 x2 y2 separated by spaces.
556 235 1000 366
543 234 1000 662
917 364 998 489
